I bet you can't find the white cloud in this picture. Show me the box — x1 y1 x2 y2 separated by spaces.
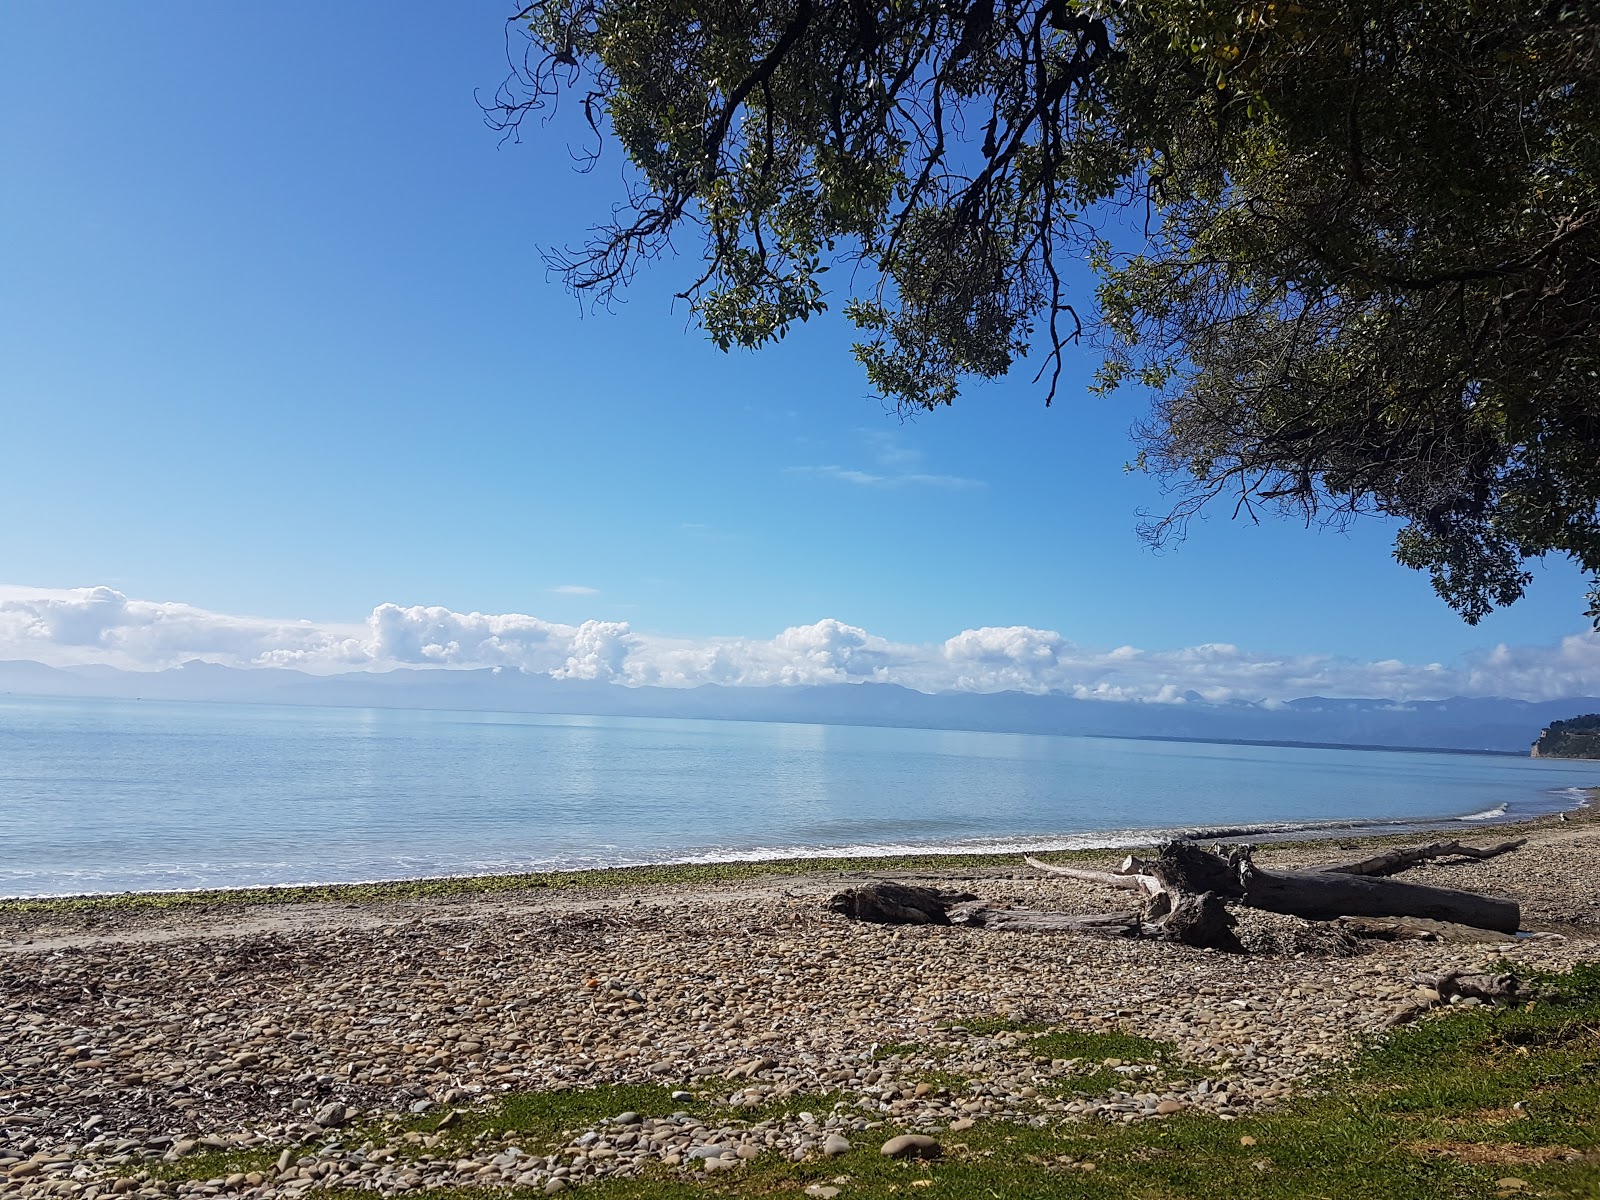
790 430 985 490
0 585 369 671
549 584 600 596
2 582 1599 702
788 465 984 490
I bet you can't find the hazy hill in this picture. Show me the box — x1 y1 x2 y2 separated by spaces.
5 658 1596 754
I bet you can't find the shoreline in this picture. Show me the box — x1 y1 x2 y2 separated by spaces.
5 788 1594 915
2 802 1596 1199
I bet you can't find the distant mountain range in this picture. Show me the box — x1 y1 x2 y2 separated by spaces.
3 658 1592 755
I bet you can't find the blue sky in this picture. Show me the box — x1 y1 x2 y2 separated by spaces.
1 1 1594 695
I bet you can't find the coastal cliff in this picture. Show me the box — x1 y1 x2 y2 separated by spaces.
1530 713 1600 758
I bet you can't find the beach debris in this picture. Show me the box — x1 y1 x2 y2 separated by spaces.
835 881 1241 950
1383 967 1538 1026
1433 968 1535 1003
1336 916 1443 941
1335 915 1520 943
830 837 1528 952
826 882 975 925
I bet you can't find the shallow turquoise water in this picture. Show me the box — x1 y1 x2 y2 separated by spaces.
1 694 1594 896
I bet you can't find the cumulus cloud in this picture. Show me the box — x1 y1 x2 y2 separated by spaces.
0 585 368 671
3 583 1599 702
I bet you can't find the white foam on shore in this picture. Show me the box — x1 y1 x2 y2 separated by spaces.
14 786 1597 902
1551 786 1595 808
2 799 1556 901
1457 803 1510 821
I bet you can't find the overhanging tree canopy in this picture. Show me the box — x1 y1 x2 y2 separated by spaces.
487 0 1600 623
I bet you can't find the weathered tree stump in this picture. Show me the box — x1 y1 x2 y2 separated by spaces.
1147 840 1521 932
826 882 975 925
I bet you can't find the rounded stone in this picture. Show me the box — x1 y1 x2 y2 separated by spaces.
880 1134 941 1159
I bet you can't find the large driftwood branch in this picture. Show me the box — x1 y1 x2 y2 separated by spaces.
1024 839 1526 933
1022 856 1146 891
1323 838 1528 877
1132 841 1522 933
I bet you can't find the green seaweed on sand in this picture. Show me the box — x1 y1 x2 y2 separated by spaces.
0 851 1100 916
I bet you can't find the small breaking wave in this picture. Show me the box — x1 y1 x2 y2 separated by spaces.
1457 803 1509 821
1550 786 1594 808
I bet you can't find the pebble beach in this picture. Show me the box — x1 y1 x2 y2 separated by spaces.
3 810 1597 1199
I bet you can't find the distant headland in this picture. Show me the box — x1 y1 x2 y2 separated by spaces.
1531 714 1600 759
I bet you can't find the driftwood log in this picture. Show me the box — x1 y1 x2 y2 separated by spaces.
1143 841 1522 932
828 836 1526 952
1325 838 1527 877
826 882 975 925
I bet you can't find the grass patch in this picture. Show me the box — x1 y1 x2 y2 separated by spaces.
945 1017 1181 1095
139 1146 284 1183
730 1090 851 1124
304 962 1600 1198
379 1084 856 1162
922 1071 977 1097
1047 1067 1134 1095
389 1083 703 1155
950 1016 1176 1065
1023 1028 1175 1065
872 1042 953 1063
948 1015 1037 1038
463 1084 691 1142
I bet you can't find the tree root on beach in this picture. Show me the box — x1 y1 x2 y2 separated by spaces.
828 837 1528 953
1383 968 1541 1026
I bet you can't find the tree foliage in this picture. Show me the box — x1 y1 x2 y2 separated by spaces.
1099 0 1600 624
487 0 1600 623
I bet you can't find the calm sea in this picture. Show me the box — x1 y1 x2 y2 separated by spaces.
1 694 1594 898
